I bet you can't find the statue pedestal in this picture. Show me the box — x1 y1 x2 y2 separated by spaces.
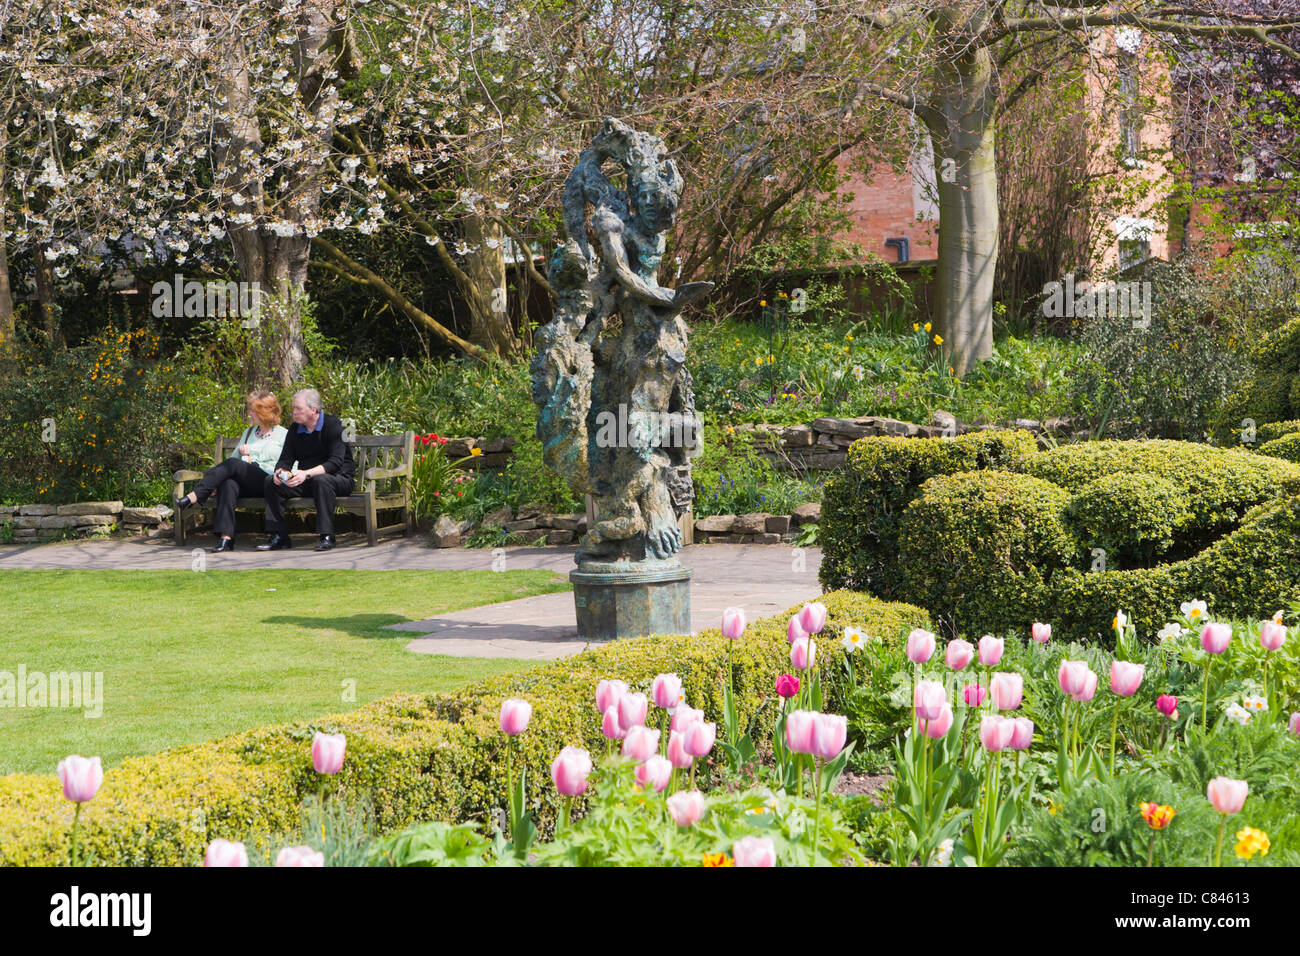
570 560 692 642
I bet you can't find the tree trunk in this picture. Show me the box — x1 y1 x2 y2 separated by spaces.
461 211 519 355
0 175 14 353
928 29 998 376
33 241 63 350
227 230 310 388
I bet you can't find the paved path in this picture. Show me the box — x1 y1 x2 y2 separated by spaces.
0 535 822 659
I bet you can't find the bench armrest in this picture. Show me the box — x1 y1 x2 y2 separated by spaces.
364 465 409 480
173 470 204 482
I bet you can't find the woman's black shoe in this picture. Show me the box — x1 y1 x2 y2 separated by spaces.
209 537 235 553
174 496 192 512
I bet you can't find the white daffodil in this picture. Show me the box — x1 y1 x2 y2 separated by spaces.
1242 695 1268 712
1273 609 1285 625
930 838 955 867
1157 623 1182 643
1113 609 1128 631
1224 703 1251 725
842 626 867 653
1180 599 1208 621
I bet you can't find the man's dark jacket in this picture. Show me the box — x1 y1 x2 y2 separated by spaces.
273 413 356 484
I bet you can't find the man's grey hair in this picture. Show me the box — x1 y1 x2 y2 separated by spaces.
293 388 323 413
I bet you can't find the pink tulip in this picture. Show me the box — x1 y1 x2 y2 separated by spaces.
797 602 828 635
990 672 1024 711
57 755 103 803
978 635 1004 666
602 705 627 740
203 838 249 867
596 678 628 715
1289 712 1300 738
667 730 693 769
1200 622 1233 654
1260 621 1287 651
1109 661 1145 698
670 704 704 734
775 674 800 699
811 713 848 760
667 790 706 827
733 835 777 867
275 845 325 867
635 755 673 792
311 732 346 775
499 698 532 735
721 606 747 641
1058 660 1090 697
1031 621 1052 643
790 637 816 670
1073 667 1098 702
922 704 954 739
979 715 1015 752
787 615 808 644
651 673 682 710
617 692 648 730
551 746 593 797
945 639 974 671
622 725 660 761
1156 694 1178 718
906 628 936 663
914 679 947 722
683 720 717 758
963 682 986 707
1009 717 1034 751
785 710 817 754
1206 776 1248 815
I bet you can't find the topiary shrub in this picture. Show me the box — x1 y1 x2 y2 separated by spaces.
1065 472 1190 567
1212 316 1300 445
898 470 1077 636
1258 433 1300 464
1258 419 1300 444
818 430 1039 597
0 590 930 866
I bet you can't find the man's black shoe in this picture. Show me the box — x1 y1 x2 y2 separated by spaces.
314 534 336 551
209 537 235 553
256 534 293 551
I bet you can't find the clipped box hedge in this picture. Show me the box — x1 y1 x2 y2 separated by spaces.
0 590 930 866
1211 316 1300 445
1259 433 1300 464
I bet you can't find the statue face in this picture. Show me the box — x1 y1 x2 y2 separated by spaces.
634 178 675 232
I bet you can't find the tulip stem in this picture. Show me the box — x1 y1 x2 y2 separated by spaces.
69 802 82 867
1202 659 1212 732
1147 832 1156 868
1213 814 1226 867
505 740 515 841
812 756 824 865
1109 704 1119 775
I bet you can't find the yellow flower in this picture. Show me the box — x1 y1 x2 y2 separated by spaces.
912 322 920 331
470 448 482 456
924 322 932 332
1048 800 1062 816
932 334 943 345
1235 827 1269 860
755 357 763 366
846 334 854 341
948 366 956 375
1140 802 1176 830
759 300 767 307
702 852 734 867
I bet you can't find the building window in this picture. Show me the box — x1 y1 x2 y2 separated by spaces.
1116 29 1144 168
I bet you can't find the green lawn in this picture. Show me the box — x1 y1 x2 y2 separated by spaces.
0 568 570 774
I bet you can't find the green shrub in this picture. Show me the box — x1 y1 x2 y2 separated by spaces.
818 430 1039 597
1212 316 1300 445
1065 472 1190 566
898 470 1078 635
1258 420 1300 444
1258 433 1300 464
0 590 929 866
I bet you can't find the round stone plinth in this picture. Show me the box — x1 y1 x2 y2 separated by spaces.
570 562 692 642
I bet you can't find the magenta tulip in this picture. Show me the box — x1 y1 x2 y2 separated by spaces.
498 698 532 735
311 732 346 775
1109 661 1145 698
811 713 848 760
651 673 682 710
667 730 693 769
785 709 817 754
670 704 704 734
787 615 808 644
790 636 816 670
923 704 954 739
1031 621 1052 643
667 790 706 827
275 845 325 867
1289 712 1300 738
1206 776 1248 815
601 705 626 740
963 682 986 707
914 679 946 722
550 746 593 797
1156 694 1178 718
775 674 800 699
57 755 103 803
797 602 828 635
978 635 1004 666
203 838 249 867
622 725 660 761
683 720 717 758
635 755 673 793
1009 717 1034 751
596 678 628 715
945 639 974 671
979 714 1015 752
1200 622 1233 654
721 606 747 641
733 835 777 867
617 692 648 730
990 672 1024 711
906 628 935 663
1260 621 1286 651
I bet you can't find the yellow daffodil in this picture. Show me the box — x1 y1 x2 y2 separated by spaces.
924 322 932 332
470 447 482 456
912 322 920 331
1235 827 1269 860
933 334 943 345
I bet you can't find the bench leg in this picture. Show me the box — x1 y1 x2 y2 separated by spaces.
365 493 378 547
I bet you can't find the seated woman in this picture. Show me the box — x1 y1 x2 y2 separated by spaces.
175 390 287 552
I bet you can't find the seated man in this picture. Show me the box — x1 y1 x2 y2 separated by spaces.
257 388 356 552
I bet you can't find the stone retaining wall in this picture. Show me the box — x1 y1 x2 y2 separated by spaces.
0 502 174 541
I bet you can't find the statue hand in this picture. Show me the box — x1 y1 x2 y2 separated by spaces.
670 282 714 309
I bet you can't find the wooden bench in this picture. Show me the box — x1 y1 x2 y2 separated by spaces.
172 431 416 547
